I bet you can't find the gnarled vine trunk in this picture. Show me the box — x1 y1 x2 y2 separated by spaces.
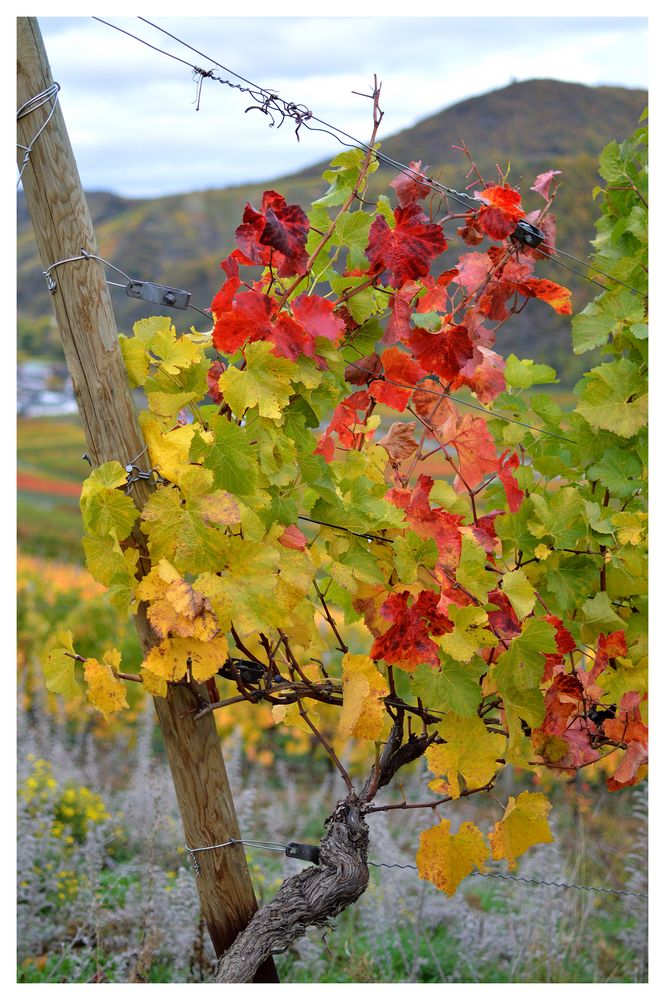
215 796 370 983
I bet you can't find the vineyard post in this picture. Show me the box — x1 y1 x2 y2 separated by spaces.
16 16 279 982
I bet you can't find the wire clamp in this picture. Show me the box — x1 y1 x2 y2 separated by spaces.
511 220 545 249
285 842 321 865
126 280 191 310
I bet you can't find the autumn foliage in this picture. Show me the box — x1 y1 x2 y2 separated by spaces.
45 114 648 899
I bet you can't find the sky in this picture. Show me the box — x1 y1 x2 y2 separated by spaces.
34 14 649 200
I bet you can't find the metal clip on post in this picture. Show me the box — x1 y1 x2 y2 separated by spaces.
126 281 192 310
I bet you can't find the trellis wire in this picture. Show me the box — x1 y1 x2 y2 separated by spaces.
184 836 647 900
38 248 575 445
91 16 644 298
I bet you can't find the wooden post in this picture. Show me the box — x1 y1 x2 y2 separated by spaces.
17 17 278 982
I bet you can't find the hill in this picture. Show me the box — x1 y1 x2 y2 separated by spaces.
17 78 646 382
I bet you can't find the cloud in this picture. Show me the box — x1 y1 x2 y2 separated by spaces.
37 15 648 197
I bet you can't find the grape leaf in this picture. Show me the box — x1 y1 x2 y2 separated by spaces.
417 819 489 896
84 650 128 717
43 630 81 699
488 791 554 869
218 342 297 420
439 605 497 663
366 204 447 287
339 653 389 740
426 713 505 797
411 658 483 717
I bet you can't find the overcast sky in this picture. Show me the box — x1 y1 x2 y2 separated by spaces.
34 15 648 199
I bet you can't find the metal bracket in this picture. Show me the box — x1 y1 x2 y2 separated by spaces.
126 280 191 310
285 842 321 865
511 220 545 249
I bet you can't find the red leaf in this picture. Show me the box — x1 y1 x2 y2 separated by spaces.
210 274 241 316
592 630 628 679
345 352 382 386
416 269 459 313
291 294 346 345
270 313 312 361
212 290 273 354
531 170 562 201
407 323 476 384
457 214 485 246
390 159 431 207
604 692 648 749
235 191 310 277
366 204 447 287
387 474 463 573
385 281 419 344
497 450 524 513
471 511 501 555
443 415 498 490
515 277 572 315
455 251 493 295
412 378 458 435
475 184 524 240
370 589 452 672
606 742 648 791
315 389 371 459
278 524 308 551
460 345 506 404
368 347 425 412
206 360 226 404
487 588 521 641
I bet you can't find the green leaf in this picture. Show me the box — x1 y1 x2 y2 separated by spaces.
393 532 438 584
456 536 495 604
43 631 82 698
543 556 598 613
334 211 372 270
494 618 557 692
504 354 557 389
501 567 536 619
412 657 484 717
572 289 645 355
218 342 297 420
575 358 647 439
529 488 587 550
579 591 625 642
190 417 259 497
82 487 138 541
439 606 497 663
588 447 643 498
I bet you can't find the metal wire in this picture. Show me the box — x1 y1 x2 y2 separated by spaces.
17 82 61 186
183 836 647 899
40 247 213 324
92 16 648 304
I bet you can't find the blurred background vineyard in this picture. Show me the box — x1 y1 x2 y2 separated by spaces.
17 442 649 983
17 76 648 982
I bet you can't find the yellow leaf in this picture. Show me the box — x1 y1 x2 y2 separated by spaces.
43 632 81 699
272 699 320 733
84 655 128 717
425 714 505 799
139 412 197 486
141 635 229 684
416 819 489 896
138 561 219 640
534 544 552 561
488 790 554 869
339 653 388 740
141 667 168 698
